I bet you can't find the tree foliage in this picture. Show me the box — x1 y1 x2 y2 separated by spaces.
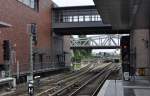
72 35 92 62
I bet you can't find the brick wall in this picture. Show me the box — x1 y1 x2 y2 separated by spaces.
0 0 52 74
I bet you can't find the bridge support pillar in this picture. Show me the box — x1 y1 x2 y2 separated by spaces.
131 29 150 76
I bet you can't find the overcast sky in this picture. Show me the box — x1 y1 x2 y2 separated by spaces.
52 0 94 7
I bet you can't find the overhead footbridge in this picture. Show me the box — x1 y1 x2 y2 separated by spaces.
52 6 130 35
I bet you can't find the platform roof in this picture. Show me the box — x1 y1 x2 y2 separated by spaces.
93 0 149 29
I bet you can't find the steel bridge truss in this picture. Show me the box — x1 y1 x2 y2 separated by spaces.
70 35 122 49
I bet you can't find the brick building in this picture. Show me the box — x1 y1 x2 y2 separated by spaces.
0 0 69 76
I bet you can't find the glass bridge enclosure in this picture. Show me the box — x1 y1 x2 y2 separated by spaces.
53 6 101 23
52 6 114 35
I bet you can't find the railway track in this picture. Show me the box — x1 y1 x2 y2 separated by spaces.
5 62 118 96
37 63 114 96
36 63 100 96
68 65 118 96
5 64 94 96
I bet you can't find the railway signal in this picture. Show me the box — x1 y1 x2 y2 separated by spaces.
121 36 130 80
31 23 37 45
3 40 11 61
2 40 13 77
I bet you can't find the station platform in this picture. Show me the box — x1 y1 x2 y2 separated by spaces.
98 79 150 96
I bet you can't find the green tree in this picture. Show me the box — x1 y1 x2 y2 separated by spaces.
72 35 92 62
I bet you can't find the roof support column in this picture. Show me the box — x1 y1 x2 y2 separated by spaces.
131 0 150 75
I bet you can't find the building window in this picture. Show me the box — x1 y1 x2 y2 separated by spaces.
85 15 90 21
18 0 39 11
73 16 78 22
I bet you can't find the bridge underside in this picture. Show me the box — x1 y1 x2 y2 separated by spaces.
54 27 130 35
70 46 120 49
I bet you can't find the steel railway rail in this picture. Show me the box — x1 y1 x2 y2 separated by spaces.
41 64 93 86
37 63 112 96
36 63 106 96
36 69 93 96
49 64 118 96
6 64 93 96
6 63 113 96
69 65 118 96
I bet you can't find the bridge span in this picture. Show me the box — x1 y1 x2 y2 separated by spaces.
70 35 122 49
